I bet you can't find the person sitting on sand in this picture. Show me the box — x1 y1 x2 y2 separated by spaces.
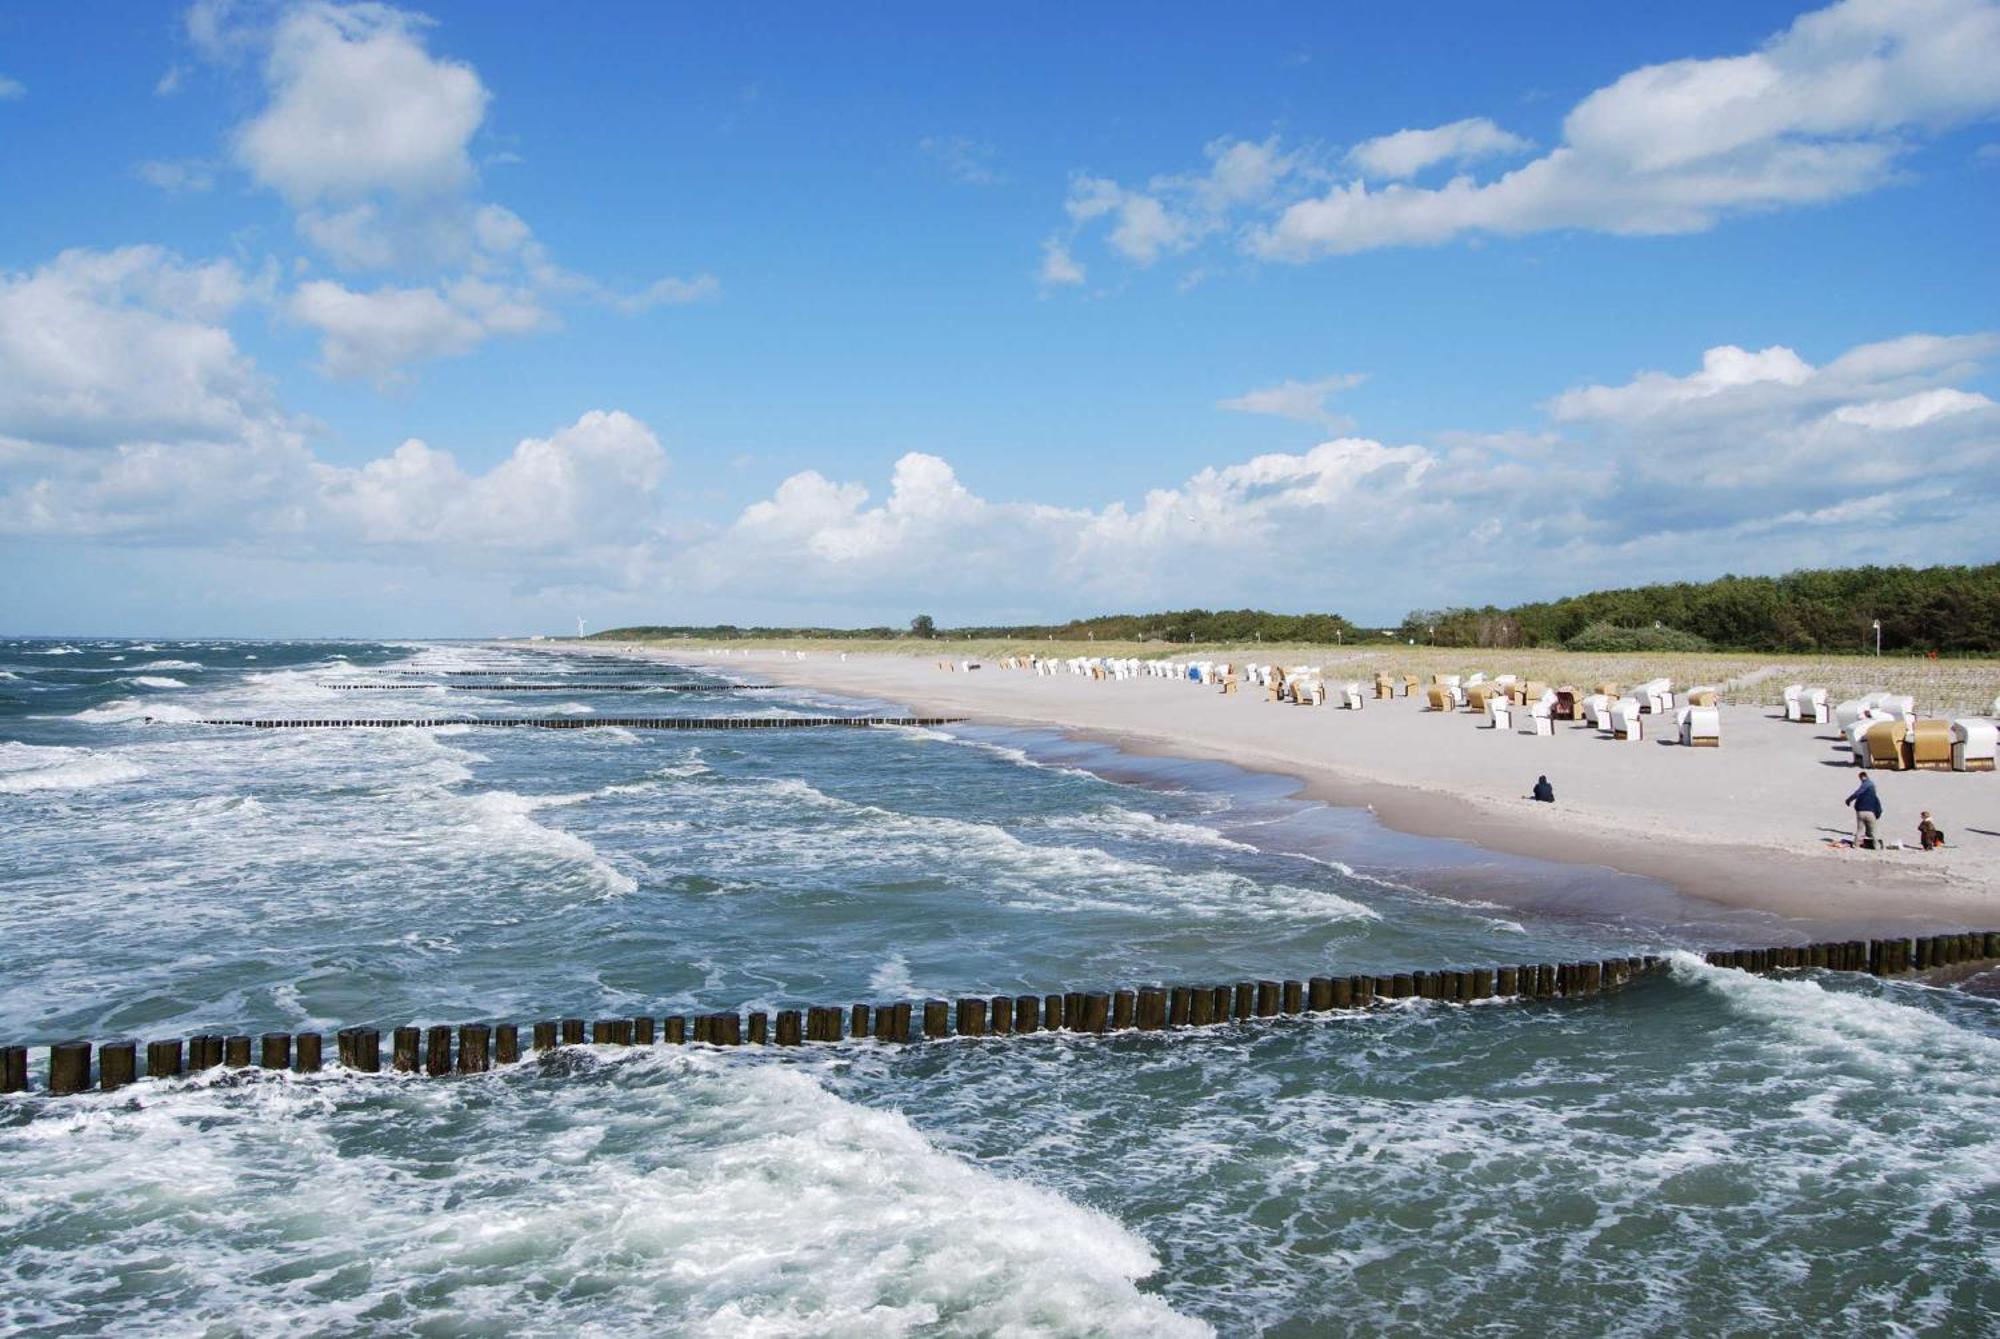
1919 811 1946 850
1531 775 1554 803
1845 771 1883 849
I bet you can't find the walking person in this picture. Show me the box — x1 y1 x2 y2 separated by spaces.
1845 771 1883 849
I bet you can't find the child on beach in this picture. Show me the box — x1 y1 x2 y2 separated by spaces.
1919 812 1946 849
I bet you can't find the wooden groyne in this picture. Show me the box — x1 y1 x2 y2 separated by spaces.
6 932 1994 1097
182 716 967 730
322 684 779 692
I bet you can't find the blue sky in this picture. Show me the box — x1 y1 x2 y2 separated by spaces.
1 0 1996 636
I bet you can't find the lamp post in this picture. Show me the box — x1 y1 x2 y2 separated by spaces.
1872 619 1882 657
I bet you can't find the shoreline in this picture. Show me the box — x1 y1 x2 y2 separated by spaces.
561 643 1997 935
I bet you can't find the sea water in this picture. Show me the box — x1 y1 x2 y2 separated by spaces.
0 639 1993 1336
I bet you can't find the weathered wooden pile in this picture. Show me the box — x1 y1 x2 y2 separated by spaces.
5 932 1993 1098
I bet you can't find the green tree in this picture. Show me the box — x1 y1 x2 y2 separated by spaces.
910 614 937 639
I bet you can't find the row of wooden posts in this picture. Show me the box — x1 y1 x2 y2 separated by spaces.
185 716 969 731
6 932 1994 1098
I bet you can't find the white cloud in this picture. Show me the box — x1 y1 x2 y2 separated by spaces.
1063 0 2000 268
0 75 24 101
1059 136 1310 269
137 158 219 194
1218 373 1367 428
289 276 552 385
667 330 1999 616
919 135 1001 185
609 274 722 314
0 247 278 450
1345 117 1532 179
1038 238 1085 289
235 2 486 211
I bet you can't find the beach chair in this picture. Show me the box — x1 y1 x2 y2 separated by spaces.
1594 681 1620 699
1519 699 1554 736
1584 693 1613 732
1339 682 1364 710
1832 698 1873 731
1951 719 1997 771
1861 720 1909 770
1678 706 1721 747
1487 698 1513 730
1425 684 1451 712
1636 679 1674 714
1400 675 1418 697
1609 699 1644 741
1553 687 1582 721
1685 687 1717 707
1374 674 1395 700
1909 719 1952 770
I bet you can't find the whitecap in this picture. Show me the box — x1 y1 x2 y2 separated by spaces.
0 742 148 793
131 676 188 689
136 659 202 671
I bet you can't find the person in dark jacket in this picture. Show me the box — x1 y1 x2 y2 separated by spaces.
1919 811 1945 849
1531 775 1554 803
1846 771 1883 848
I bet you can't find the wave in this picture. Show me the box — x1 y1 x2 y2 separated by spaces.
68 698 200 724
460 789 638 896
136 659 202 671
130 676 188 689
0 742 148 793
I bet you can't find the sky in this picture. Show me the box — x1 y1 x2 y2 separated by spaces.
0 0 1996 637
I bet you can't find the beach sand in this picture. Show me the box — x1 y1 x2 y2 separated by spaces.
577 645 1998 932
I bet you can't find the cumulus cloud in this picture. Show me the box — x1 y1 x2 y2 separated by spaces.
1345 117 1532 179
666 331 1999 616
4 255 1994 615
137 158 219 194
1038 238 1085 289
0 247 279 450
1062 0 2000 269
1058 136 1309 268
1217 373 1368 428
200 0 714 380
0 75 25 100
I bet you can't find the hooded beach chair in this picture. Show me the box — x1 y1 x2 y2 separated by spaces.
1951 719 1997 771
1909 719 1952 770
1609 698 1644 741
1678 706 1721 747
1861 720 1909 770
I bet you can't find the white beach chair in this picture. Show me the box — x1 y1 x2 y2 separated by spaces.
1679 706 1721 747
1609 699 1644 741
1488 698 1513 730
1519 699 1554 735
1635 678 1674 714
1952 719 1997 771
1584 693 1613 732
1338 682 1364 710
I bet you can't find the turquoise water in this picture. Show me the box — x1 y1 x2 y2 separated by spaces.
1 639 1994 1335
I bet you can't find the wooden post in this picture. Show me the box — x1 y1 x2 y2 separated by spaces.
1189 987 1214 1026
260 1033 290 1070
351 1029 380 1072
1136 987 1166 1031
1168 986 1194 1026
776 1010 802 1046
561 1019 585 1045
49 1041 90 1095
1308 977 1334 1011
495 1024 520 1065
720 1013 745 1045
1255 980 1280 1016
693 1015 712 1044
665 1016 687 1044
1282 980 1304 1014
989 996 1013 1035
591 1019 620 1045
186 1035 219 1071
1331 977 1354 1009
100 1040 137 1091
1351 975 1375 1005
747 1013 768 1045
146 1039 183 1080
1064 992 1086 1031
425 1025 452 1076
336 1028 355 1069
891 1002 912 1042
1080 993 1110 1034
1390 974 1413 1000
533 1021 558 1052
1045 994 1065 1032
1113 990 1137 1030
1496 967 1518 996
458 1024 490 1073
225 1035 252 1068
957 998 987 1037
1015 995 1040 1033
295 1033 323 1073
1211 985 1233 1021
1 1044 27 1093
1235 982 1257 1019
633 1017 656 1046
924 1000 950 1039
1420 972 1444 1000
1471 969 1494 1000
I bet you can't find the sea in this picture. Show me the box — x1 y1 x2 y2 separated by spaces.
1 638 1994 1336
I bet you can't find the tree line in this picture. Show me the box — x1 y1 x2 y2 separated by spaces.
1397 563 2000 654
595 563 2000 654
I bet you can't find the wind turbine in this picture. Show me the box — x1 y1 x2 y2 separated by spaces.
576 615 587 639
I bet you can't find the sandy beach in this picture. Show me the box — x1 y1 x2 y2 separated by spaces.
579 644 1998 932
